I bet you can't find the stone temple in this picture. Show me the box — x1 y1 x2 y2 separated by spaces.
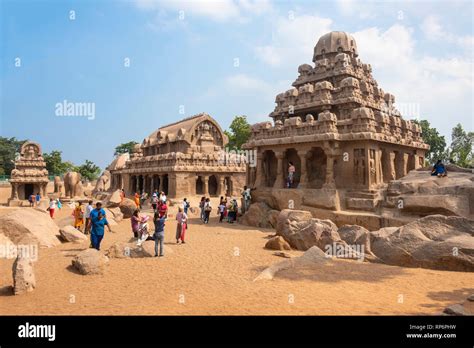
244 31 430 226
110 113 246 198
9 141 49 205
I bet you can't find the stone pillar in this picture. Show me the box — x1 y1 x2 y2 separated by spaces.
323 156 336 189
42 183 47 197
159 175 164 192
12 183 18 199
203 175 209 195
218 176 226 196
297 149 309 188
150 176 154 193
254 153 265 187
135 175 140 193
273 151 285 189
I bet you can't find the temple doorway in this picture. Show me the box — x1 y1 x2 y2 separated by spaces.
196 176 204 194
262 150 277 187
162 175 169 195
284 148 301 188
208 175 218 196
24 184 34 200
307 147 327 188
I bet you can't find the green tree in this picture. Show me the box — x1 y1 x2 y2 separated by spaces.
114 141 138 155
0 137 26 176
76 160 101 181
43 150 74 176
448 123 473 168
224 115 251 150
413 120 447 163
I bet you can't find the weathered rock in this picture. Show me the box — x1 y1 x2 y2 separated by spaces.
265 236 291 250
443 304 470 316
273 251 294 258
107 189 122 208
267 210 280 228
56 215 75 229
277 209 344 251
240 202 272 228
12 256 36 295
60 225 88 243
370 215 474 272
119 198 137 218
338 225 372 254
276 209 313 237
107 207 124 222
72 249 109 275
0 209 60 247
107 241 173 258
35 199 50 212
254 246 330 281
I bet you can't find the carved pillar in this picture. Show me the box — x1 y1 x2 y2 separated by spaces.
203 175 209 195
297 149 309 188
135 175 139 193
323 155 336 189
150 176 154 193
43 183 47 197
159 175 164 192
12 183 19 199
273 151 285 189
254 153 265 187
218 175 226 196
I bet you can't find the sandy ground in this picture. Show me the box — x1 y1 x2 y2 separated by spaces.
0 203 473 315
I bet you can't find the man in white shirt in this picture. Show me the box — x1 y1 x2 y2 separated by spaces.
84 200 94 235
160 192 167 203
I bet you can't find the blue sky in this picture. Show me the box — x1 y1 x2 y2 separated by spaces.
1 0 473 169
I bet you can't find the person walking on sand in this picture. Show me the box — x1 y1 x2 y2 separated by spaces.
203 198 212 224
84 200 93 235
176 207 188 244
160 191 167 204
74 202 84 231
153 212 166 257
241 186 253 214
35 192 41 206
28 194 35 207
158 199 168 218
218 200 226 223
182 198 190 215
199 196 206 221
89 202 111 250
134 192 140 209
48 198 56 219
151 192 159 212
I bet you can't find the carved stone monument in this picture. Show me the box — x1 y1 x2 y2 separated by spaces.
9 141 49 206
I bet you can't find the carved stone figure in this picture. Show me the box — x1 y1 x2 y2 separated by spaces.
53 176 63 194
64 171 84 198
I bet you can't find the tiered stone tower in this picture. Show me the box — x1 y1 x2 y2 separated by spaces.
244 31 429 219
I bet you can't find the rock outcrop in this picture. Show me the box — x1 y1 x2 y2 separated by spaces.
72 249 109 275
0 209 60 247
12 256 36 295
107 241 173 258
276 209 344 251
370 215 474 272
60 226 88 243
240 202 277 228
338 224 372 254
119 198 137 218
265 236 291 250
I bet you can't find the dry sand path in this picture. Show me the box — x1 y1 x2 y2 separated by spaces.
1 205 473 315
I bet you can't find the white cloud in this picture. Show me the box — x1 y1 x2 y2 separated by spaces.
254 14 333 67
421 15 474 48
134 0 271 22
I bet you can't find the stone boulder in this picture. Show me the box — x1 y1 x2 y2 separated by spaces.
240 202 275 228
254 246 330 281
106 207 124 222
265 236 291 250
56 215 75 229
338 225 372 254
370 215 474 272
72 249 109 275
119 198 137 219
12 256 36 295
60 225 88 243
0 209 60 247
35 199 50 212
106 189 122 208
276 209 344 251
267 210 280 228
107 241 172 258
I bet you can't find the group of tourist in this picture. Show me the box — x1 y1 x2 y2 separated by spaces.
27 192 42 207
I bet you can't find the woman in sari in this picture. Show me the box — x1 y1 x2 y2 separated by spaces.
134 192 140 209
74 202 84 232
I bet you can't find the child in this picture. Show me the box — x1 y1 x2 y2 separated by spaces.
218 201 226 223
153 212 166 257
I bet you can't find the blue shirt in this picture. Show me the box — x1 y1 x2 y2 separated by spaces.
154 217 166 234
90 208 108 236
36 194 40 202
